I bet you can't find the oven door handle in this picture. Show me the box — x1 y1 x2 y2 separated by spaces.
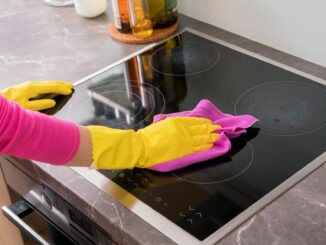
2 199 50 245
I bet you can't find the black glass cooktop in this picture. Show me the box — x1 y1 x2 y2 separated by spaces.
53 31 326 241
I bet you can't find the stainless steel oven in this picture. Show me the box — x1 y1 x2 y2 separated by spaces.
1 156 115 245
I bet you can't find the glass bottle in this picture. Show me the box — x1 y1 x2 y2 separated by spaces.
143 0 178 28
111 0 131 33
128 0 153 38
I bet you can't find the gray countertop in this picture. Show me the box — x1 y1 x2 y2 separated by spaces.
1 1 326 244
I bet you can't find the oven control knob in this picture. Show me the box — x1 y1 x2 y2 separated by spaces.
41 193 53 210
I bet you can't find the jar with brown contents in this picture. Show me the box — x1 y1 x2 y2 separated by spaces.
112 0 131 33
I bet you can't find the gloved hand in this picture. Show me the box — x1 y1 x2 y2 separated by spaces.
0 81 73 111
88 117 220 170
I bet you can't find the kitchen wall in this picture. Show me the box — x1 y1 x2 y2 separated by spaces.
178 0 326 67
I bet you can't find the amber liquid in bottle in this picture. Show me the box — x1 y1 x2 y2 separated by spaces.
112 0 131 33
144 0 178 28
128 0 153 38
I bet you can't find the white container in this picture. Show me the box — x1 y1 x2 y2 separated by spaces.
73 0 107 18
44 0 74 7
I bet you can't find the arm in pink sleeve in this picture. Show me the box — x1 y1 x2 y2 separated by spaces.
0 95 80 165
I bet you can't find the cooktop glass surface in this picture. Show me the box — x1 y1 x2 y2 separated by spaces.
53 31 326 241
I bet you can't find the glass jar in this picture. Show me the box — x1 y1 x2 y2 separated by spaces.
111 0 131 33
128 0 153 38
143 0 178 28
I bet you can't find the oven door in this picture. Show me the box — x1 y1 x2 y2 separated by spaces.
0 157 113 245
2 199 78 245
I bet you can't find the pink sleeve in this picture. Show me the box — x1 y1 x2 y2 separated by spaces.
0 95 80 165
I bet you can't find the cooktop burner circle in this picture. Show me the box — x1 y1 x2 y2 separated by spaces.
61 80 166 129
91 81 166 128
234 81 326 136
171 138 253 184
149 41 220 76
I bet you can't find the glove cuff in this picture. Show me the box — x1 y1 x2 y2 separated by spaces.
134 130 147 168
0 87 13 100
87 126 144 170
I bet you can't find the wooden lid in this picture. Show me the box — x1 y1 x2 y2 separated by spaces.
108 21 179 44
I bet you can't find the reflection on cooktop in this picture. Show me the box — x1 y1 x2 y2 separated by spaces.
87 80 165 128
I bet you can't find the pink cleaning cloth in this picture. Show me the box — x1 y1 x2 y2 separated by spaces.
149 99 258 172
0 95 80 165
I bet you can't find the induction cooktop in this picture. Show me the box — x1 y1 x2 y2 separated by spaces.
53 28 326 244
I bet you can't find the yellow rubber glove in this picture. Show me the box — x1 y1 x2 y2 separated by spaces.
87 117 220 170
0 81 73 111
